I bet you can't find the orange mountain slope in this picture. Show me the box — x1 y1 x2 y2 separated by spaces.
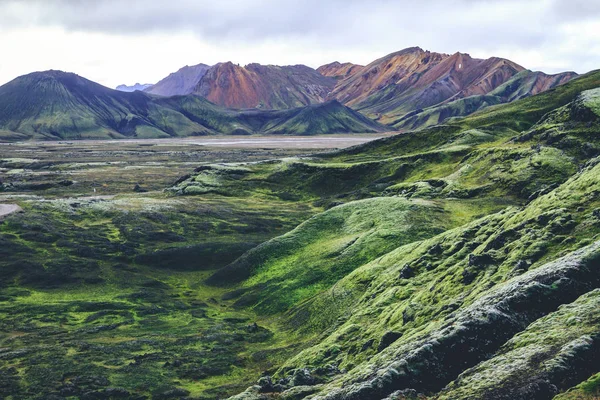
317 62 364 79
193 62 337 109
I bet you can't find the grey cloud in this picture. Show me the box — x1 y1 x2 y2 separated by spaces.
550 0 600 20
0 0 597 74
0 0 562 42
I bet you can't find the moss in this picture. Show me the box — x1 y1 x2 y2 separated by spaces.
4 70 600 400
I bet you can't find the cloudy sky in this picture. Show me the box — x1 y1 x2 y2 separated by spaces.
0 0 598 88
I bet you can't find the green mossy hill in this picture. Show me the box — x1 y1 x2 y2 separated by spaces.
555 373 600 400
210 73 600 399
158 97 387 136
391 94 502 132
0 71 385 140
225 137 600 400
439 288 600 399
208 197 452 317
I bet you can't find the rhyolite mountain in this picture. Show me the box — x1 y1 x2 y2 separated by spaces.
0 70 386 139
141 47 575 126
317 61 364 79
115 82 153 92
392 69 579 131
326 47 577 125
144 63 211 96
192 62 337 109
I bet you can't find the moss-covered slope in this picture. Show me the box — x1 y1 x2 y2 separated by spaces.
2 68 600 400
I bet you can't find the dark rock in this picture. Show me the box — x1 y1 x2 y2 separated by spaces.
468 253 495 268
313 364 341 377
513 259 530 273
361 339 375 352
378 331 403 352
133 184 148 193
428 244 443 255
290 368 315 387
399 265 414 279
153 388 190 399
382 389 422 399
257 376 282 393
461 268 477 284
103 388 131 398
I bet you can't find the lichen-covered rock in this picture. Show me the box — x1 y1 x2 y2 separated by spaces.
439 290 600 399
315 241 600 400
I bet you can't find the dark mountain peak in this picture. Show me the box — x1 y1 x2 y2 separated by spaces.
218 61 239 68
7 70 112 95
171 63 210 74
19 69 82 83
27 69 74 77
315 99 344 109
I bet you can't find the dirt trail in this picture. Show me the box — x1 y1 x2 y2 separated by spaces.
0 204 22 218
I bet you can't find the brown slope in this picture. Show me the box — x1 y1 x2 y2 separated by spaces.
330 47 527 123
317 62 364 79
329 47 447 107
392 69 578 131
527 71 578 95
489 70 579 101
193 62 337 109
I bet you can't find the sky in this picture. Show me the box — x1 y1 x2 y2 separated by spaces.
0 0 598 88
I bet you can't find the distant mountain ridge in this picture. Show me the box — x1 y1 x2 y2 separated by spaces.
139 47 575 127
0 46 580 140
392 69 579 130
0 70 386 140
115 83 153 92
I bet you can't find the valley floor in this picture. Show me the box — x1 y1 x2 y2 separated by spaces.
0 135 390 399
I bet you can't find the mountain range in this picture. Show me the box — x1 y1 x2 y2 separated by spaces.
0 70 384 140
119 47 577 131
0 46 580 140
